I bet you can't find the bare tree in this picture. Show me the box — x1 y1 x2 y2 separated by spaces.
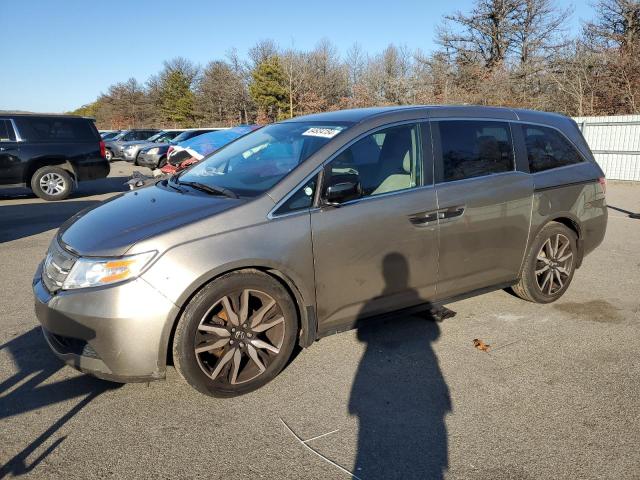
437 0 520 69
345 43 367 91
248 39 279 68
584 0 640 51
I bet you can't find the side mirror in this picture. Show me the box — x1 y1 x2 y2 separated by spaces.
324 175 362 206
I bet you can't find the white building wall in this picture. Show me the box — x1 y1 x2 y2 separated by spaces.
573 114 640 181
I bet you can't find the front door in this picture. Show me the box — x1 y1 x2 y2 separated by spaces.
0 119 22 184
311 122 439 334
431 119 533 300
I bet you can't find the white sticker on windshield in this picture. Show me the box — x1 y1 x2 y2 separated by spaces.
302 127 343 139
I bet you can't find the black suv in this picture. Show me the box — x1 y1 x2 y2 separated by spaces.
0 114 109 201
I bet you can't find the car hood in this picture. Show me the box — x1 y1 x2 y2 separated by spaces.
59 184 245 257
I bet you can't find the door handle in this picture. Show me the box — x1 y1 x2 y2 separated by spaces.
440 206 465 219
409 210 439 226
409 206 465 227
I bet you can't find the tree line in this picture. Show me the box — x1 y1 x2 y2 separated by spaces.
71 0 640 129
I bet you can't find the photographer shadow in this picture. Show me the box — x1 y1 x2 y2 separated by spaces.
0 327 120 478
349 253 452 480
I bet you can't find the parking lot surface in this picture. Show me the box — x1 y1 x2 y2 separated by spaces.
1 164 639 479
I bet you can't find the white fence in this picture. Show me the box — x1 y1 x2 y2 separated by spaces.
573 114 640 181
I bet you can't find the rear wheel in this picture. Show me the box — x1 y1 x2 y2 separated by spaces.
512 222 577 303
30 166 73 201
172 270 298 397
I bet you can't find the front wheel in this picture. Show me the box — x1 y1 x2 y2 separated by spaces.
172 270 298 397
104 149 113 161
512 221 578 303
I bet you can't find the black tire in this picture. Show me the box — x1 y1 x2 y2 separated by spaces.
172 270 298 397
105 149 113 162
512 221 578 303
30 166 73 201
157 156 167 168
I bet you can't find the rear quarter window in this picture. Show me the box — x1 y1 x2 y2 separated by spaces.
522 124 584 173
14 117 98 142
0 120 16 142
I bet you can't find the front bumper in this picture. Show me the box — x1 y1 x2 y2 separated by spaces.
137 151 163 168
111 146 125 159
122 149 138 162
33 264 179 383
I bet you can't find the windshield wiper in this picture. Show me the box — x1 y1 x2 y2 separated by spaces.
178 181 238 199
164 179 186 193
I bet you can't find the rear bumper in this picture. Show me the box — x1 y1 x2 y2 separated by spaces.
33 263 179 382
75 158 110 181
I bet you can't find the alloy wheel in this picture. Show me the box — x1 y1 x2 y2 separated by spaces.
39 172 66 196
194 289 285 385
535 233 573 295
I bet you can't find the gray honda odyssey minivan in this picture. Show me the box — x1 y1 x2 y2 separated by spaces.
33 106 607 396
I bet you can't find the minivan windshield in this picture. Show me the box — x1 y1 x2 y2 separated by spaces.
176 122 350 197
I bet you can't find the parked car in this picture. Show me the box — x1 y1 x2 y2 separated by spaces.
33 106 607 396
104 129 159 161
0 113 109 200
121 130 183 163
136 129 221 169
100 130 121 140
160 126 260 174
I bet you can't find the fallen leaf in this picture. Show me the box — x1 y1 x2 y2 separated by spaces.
473 338 491 352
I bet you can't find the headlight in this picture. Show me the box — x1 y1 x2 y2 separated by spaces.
125 145 135 151
62 251 156 289
147 147 159 155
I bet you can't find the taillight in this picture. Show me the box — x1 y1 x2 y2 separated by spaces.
167 146 174 157
598 176 606 194
99 140 106 158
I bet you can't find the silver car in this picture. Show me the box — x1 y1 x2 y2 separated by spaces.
33 106 607 397
121 130 184 163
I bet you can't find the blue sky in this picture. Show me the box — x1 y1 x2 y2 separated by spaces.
1 0 595 113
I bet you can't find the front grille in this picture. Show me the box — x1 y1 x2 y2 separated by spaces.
42 240 77 292
46 330 99 358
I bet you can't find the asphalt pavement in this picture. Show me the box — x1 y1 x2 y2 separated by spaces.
1 164 639 479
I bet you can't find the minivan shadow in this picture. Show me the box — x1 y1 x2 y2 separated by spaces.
348 253 452 479
0 201 100 243
0 327 120 478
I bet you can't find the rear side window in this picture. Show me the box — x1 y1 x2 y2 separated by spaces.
436 120 514 182
0 120 16 142
14 117 97 142
522 125 584 173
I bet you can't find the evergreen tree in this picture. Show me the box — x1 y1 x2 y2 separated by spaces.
249 56 288 122
160 69 195 127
